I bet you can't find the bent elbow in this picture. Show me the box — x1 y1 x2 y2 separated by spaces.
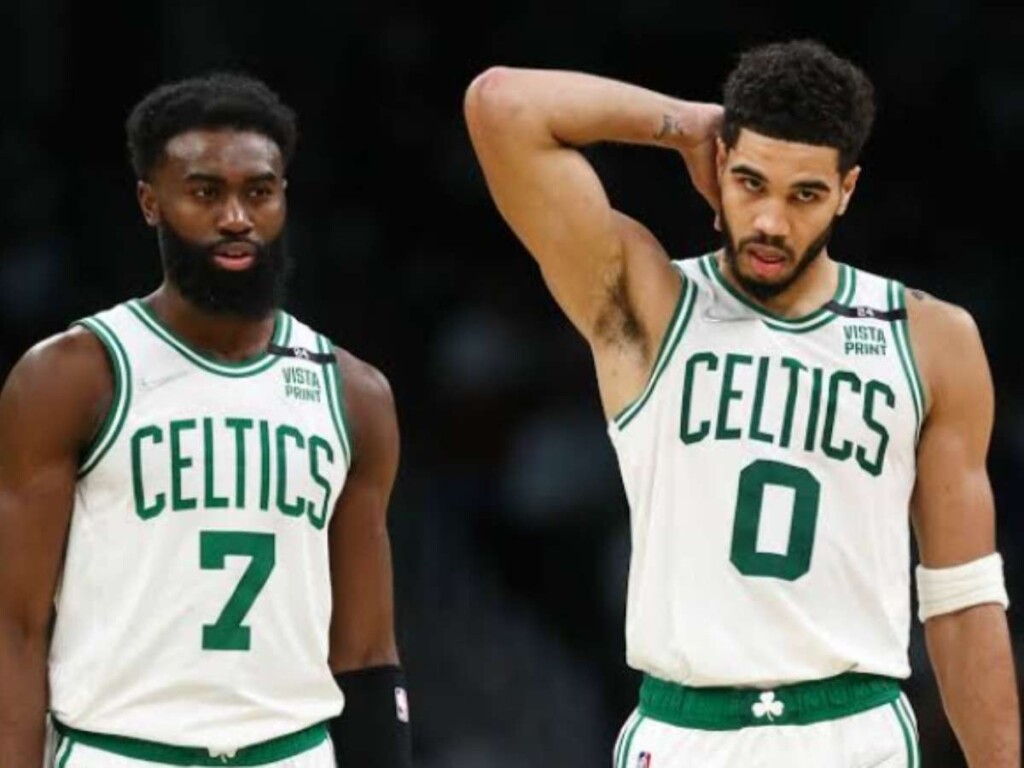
464 66 530 133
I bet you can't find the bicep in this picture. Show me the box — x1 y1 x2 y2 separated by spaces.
327 357 400 671
465 72 627 337
0 342 101 632
910 307 996 566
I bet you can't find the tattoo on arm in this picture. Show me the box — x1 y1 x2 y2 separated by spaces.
654 114 681 141
909 288 932 302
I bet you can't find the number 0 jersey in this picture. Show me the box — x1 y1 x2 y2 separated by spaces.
49 300 350 753
608 254 925 688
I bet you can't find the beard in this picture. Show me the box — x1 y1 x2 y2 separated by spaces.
158 224 292 319
721 211 835 302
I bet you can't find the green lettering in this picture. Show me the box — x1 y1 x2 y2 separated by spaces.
749 356 775 444
680 352 718 445
203 418 229 509
715 354 752 440
225 417 253 508
276 425 307 517
307 436 335 530
131 426 165 520
779 357 806 449
803 368 823 452
170 419 197 511
259 420 271 511
823 371 861 461
858 381 895 476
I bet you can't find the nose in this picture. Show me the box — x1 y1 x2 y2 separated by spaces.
217 195 254 236
751 200 790 240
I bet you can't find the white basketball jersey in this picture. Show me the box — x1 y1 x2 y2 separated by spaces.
608 254 925 688
49 299 351 752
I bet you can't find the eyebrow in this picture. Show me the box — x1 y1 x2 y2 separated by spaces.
730 164 832 193
183 172 279 184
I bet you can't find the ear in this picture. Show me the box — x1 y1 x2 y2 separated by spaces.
837 166 861 216
137 180 160 227
716 137 728 178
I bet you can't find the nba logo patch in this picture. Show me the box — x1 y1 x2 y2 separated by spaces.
394 686 410 723
636 752 651 767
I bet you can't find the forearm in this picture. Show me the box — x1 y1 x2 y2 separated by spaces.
467 66 703 150
0 624 49 767
925 604 1020 766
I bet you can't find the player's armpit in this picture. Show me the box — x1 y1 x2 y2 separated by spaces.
326 347 400 672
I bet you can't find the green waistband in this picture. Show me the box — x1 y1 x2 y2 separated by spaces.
639 672 901 731
53 720 327 766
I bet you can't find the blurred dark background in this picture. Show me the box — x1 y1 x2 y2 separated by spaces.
2 1 1021 766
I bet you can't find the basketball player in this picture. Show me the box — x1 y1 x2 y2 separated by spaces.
465 40 1018 766
0 74 412 767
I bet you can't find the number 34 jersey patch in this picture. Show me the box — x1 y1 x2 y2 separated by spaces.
49 300 350 753
608 255 924 689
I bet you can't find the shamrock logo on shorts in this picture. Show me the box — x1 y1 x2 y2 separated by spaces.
751 691 785 721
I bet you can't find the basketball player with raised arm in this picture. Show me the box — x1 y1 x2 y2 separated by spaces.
0 74 412 768
465 40 1018 766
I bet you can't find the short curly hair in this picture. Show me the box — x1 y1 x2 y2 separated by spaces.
125 72 298 180
722 40 875 173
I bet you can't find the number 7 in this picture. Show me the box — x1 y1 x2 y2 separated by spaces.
200 531 276 651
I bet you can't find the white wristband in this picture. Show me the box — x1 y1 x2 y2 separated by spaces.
916 552 1010 622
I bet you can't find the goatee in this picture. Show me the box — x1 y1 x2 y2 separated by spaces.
158 225 291 318
721 213 835 302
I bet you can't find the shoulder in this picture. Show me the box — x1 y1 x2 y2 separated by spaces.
8 325 111 394
902 288 989 417
333 346 396 418
904 287 982 346
332 345 399 469
1 325 113 449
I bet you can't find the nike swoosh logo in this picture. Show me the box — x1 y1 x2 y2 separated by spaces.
139 370 190 389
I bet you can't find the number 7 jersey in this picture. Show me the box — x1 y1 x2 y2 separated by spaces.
49 300 349 753
608 254 925 689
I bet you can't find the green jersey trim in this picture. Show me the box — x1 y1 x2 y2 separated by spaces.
891 699 920 768
638 672 901 730
126 299 292 377
613 269 697 430
52 720 327 766
887 280 925 439
317 335 353 467
54 733 75 767
703 254 855 333
74 317 133 478
612 710 640 768
615 712 645 768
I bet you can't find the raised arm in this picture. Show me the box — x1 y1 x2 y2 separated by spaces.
906 292 1020 766
0 329 111 768
463 67 720 365
326 347 410 766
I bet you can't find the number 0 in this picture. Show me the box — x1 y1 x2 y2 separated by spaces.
200 531 276 650
729 460 821 581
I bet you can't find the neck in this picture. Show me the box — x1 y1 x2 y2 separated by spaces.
718 248 839 318
146 282 278 362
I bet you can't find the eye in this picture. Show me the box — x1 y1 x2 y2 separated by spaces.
247 185 274 199
192 185 218 200
794 188 820 203
740 176 763 192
